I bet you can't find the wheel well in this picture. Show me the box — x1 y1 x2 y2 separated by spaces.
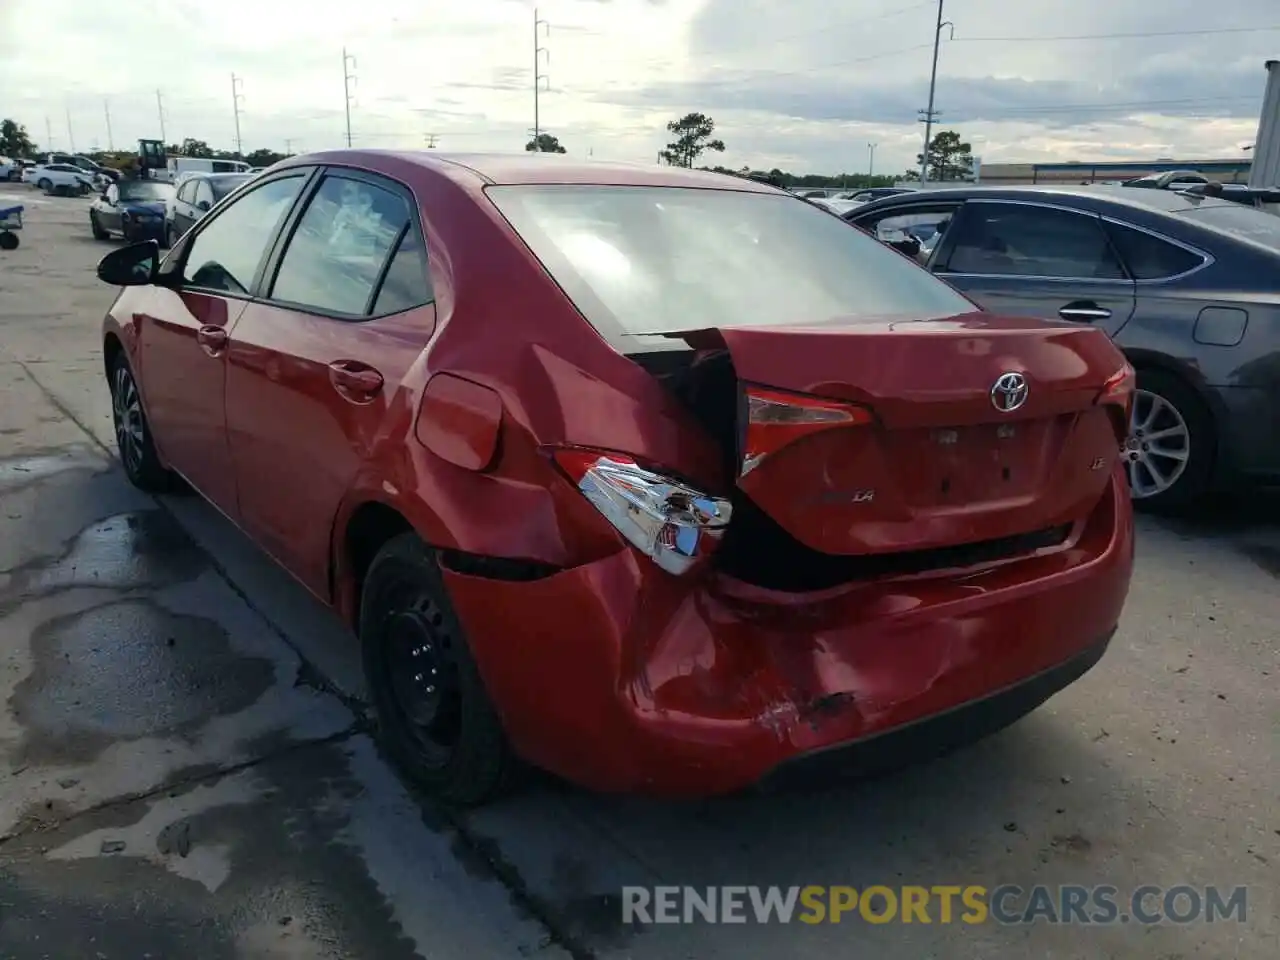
341 502 414 623
103 333 123 379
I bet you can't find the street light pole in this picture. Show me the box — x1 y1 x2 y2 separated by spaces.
868 142 877 177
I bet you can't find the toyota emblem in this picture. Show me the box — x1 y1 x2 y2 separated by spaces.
990 372 1029 412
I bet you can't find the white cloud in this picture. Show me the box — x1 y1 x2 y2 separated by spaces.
0 0 1272 174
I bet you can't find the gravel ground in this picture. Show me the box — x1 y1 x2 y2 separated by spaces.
0 189 1275 959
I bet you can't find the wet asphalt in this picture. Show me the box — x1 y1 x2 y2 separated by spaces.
0 191 1276 959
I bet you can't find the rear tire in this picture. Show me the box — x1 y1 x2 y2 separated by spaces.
91 212 109 240
1125 368 1215 512
36 178 51 192
108 353 176 493
360 533 515 807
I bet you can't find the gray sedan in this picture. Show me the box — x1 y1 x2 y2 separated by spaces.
845 185 1280 510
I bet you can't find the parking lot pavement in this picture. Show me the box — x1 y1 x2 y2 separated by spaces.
2 195 1277 959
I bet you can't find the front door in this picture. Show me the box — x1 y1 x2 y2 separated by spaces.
223 169 436 597
931 199 1137 339
138 171 310 515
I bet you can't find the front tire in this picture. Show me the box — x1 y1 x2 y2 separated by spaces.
108 354 175 493
360 533 514 807
1124 368 1215 511
36 178 51 192
91 212 109 240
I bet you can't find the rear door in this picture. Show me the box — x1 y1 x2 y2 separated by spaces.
932 199 1137 338
223 168 436 597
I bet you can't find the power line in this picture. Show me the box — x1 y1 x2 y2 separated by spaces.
343 48 357 148
533 7 550 144
918 0 953 182
231 74 245 158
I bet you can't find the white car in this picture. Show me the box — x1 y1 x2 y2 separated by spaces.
0 157 20 182
25 163 94 194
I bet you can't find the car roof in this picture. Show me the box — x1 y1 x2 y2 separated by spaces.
849 182 1244 216
277 149 779 192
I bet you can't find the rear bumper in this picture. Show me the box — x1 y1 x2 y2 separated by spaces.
756 629 1112 792
442 471 1134 797
121 220 164 241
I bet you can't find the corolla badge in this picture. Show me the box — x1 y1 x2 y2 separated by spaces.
990 372 1029 413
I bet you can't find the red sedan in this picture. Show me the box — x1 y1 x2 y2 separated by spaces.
96 152 1135 805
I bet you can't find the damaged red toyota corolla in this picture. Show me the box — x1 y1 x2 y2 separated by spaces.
96 152 1135 804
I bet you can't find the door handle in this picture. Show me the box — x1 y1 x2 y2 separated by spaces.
328 360 384 401
196 325 229 357
1058 302 1112 322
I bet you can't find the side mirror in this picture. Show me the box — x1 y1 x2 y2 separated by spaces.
197 200 211 212
97 241 160 286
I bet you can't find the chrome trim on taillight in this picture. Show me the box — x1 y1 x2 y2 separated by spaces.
575 456 732 575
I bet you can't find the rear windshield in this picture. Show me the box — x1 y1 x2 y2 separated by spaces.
119 180 174 201
486 185 974 346
211 175 251 199
1179 203 1280 251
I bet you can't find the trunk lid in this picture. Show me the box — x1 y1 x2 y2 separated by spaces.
663 312 1128 556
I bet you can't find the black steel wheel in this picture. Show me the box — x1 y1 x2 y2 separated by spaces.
109 354 174 492
360 533 514 806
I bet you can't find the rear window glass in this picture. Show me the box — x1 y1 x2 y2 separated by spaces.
1179 203 1280 251
485 185 974 346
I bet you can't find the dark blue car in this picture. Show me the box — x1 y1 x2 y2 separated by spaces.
90 177 175 243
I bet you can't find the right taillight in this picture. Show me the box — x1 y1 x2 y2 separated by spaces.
741 385 873 476
1096 364 1136 443
552 449 732 576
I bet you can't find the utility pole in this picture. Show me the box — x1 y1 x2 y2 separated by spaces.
65 103 76 154
918 0 954 183
424 133 438 148
104 99 114 151
868 142 877 177
231 74 245 158
343 48 357 148
156 90 167 143
532 8 550 145
284 138 297 155
44 116 54 152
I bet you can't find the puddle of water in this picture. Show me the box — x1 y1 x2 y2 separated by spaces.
11 598 275 764
21 511 209 593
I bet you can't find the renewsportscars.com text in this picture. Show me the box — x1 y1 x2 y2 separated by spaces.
621 884 1248 926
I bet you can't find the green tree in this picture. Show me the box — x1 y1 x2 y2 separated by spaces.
245 148 288 166
659 112 725 168
526 133 567 153
177 138 214 158
916 130 973 181
0 119 37 159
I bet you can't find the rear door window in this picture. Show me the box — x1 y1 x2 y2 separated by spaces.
940 203 1126 280
1102 221 1205 280
371 227 433 315
269 174 413 316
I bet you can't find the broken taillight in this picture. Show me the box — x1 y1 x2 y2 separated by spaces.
741 385 873 476
1096 364 1136 443
552 449 732 575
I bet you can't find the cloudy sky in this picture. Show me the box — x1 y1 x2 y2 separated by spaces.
0 0 1273 175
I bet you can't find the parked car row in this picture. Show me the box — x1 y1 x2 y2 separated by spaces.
92 151 1138 806
86 171 254 245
